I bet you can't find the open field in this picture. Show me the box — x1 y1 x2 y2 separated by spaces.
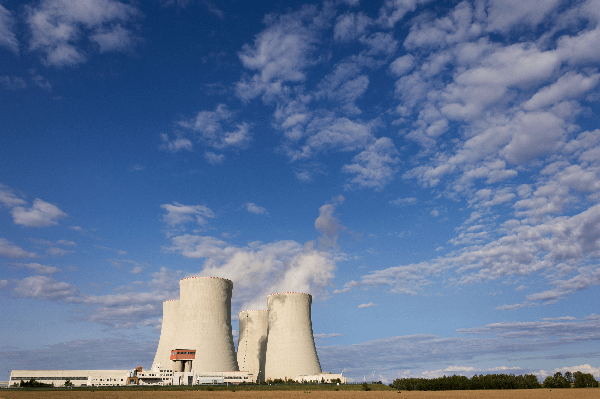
2 389 600 399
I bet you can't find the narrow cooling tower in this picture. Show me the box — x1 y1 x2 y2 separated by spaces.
152 300 179 371
172 277 238 372
237 310 268 383
264 292 321 380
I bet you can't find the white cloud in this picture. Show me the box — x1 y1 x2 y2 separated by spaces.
524 71 600 111
0 183 27 208
160 202 215 226
245 202 268 215
485 0 562 33
204 151 225 165
90 23 135 52
26 0 139 67
236 5 329 100
334 12 371 42
390 197 417 206
0 238 36 259
404 1 481 49
46 247 75 256
13 275 79 301
94 245 127 255
358 302 377 308
335 261 437 295
342 137 400 190
159 133 193 152
0 337 156 370
314 332 343 339
315 195 345 249
378 0 433 28
179 104 252 150
15 262 61 274
389 54 415 76
319 314 600 381
131 265 143 274
0 4 18 53
11 198 68 227
286 116 374 161
0 75 27 90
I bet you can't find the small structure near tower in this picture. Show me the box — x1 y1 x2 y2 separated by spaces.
170 349 195 372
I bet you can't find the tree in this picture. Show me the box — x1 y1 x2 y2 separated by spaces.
64 379 73 387
573 371 599 388
553 372 571 388
564 371 573 384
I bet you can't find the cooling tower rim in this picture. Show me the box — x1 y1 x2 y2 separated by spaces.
267 292 311 296
238 309 268 313
180 276 232 282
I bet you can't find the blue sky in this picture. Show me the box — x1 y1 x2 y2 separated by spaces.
1 0 600 383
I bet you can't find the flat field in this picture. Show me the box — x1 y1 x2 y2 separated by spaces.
2 389 600 399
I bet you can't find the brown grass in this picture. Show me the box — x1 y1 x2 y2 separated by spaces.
1 389 600 399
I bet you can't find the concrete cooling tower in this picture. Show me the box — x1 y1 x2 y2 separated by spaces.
264 292 321 380
152 299 179 371
172 277 239 372
237 310 268 383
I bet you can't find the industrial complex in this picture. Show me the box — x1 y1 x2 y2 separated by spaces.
9 276 345 387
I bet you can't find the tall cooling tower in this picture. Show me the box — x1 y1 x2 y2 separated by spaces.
152 300 180 371
237 310 268 383
264 292 321 380
172 277 238 371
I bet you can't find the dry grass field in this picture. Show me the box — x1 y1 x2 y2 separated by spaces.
1 390 600 399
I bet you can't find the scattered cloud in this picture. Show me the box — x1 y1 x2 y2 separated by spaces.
13 275 79 301
390 197 417 206
94 245 127 255
358 302 377 308
160 202 215 227
244 202 268 215
314 332 343 339
204 151 225 165
0 238 36 259
11 199 68 227
0 3 18 53
25 0 140 67
319 315 600 381
0 337 155 370
14 262 61 274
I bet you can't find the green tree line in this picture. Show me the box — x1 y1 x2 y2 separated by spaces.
542 371 599 388
391 371 598 391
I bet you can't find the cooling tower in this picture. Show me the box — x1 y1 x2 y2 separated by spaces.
237 310 268 383
152 299 179 371
264 292 321 380
172 277 238 372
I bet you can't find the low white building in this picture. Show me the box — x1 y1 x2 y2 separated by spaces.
10 370 132 387
295 372 346 384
